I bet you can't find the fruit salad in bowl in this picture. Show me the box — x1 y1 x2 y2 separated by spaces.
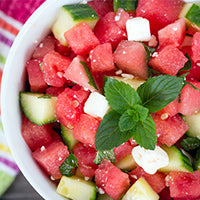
2 0 200 199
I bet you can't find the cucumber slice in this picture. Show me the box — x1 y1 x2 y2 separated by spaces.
122 177 159 200
113 0 138 12
52 4 99 46
158 145 193 173
19 92 57 125
56 176 97 200
61 125 78 151
183 112 200 138
97 194 113 200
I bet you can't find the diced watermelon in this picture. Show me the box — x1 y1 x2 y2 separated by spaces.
56 86 89 129
157 97 179 117
191 32 200 63
55 39 71 57
113 141 133 163
153 114 189 147
129 166 166 193
95 159 130 200
64 22 100 55
32 35 56 59
21 115 53 151
89 43 115 73
94 12 127 49
87 0 113 18
158 18 186 48
42 50 71 87
186 62 200 81
136 0 184 36
32 141 69 180
115 8 130 31
72 113 100 148
159 187 171 200
114 40 148 79
64 55 97 91
73 142 98 177
45 86 65 96
178 80 200 115
26 58 48 92
149 45 188 75
168 171 200 200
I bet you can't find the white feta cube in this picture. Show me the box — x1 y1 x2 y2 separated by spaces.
126 17 151 42
84 92 110 119
132 145 169 174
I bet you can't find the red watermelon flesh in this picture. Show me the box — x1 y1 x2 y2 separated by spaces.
149 45 188 76
136 0 184 36
95 159 130 200
94 12 127 49
45 86 65 96
21 115 53 151
72 113 100 148
178 80 200 115
73 142 98 177
168 171 200 200
153 114 189 147
159 187 171 200
158 18 186 48
42 50 71 87
114 40 148 79
191 32 200 63
26 58 48 93
115 8 130 31
129 166 166 193
64 22 100 55
89 43 115 73
32 141 69 180
55 39 71 57
87 0 113 18
32 35 56 59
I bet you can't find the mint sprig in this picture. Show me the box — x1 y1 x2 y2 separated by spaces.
94 149 115 165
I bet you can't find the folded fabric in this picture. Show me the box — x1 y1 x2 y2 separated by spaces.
0 0 45 196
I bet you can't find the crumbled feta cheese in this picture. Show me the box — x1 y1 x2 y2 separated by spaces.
132 145 169 174
84 92 110 119
40 146 45 152
121 73 134 80
126 17 151 42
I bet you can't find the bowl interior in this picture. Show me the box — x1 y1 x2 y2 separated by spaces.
1 0 82 199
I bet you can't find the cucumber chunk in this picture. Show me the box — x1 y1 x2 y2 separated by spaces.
56 176 97 200
52 4 99 46
97 194 113 200
122 177 159 200
61 125 78 151
158 145 193 173
113 0 138 12
19 92 57 125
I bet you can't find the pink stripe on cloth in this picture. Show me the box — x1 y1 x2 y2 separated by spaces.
0 0 46 24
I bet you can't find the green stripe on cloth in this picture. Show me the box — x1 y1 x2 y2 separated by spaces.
0 54 6 64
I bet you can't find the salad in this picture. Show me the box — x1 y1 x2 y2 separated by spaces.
19 0 200 199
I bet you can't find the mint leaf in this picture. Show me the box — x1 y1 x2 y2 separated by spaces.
137 75 183 113
104 77 142 114
181 137 200 151
80 61 98 90
194 147 200 170
95 110 132 150
141 43 155 63
132 114 157 150
178 53 192 73
59 154 78 177
134 104 149 121
94 149 115 165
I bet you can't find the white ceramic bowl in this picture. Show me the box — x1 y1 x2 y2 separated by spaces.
1 0 83 199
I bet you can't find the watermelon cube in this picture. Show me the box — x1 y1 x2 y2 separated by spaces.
158 18 186 48
32 35 56 59
94 12 127 49
73 142 98 177
72 113 100 148
114 40 148 79
115 8 130 31
95 159 130 200
21 115 53 151
26 59 48 93
153 114 189 147
178 80 200 115
64 22 100 55
55 39 71 57
149 45 188 75
45 86 65 97
89 43 115 73
42 50 71 87
191 32 200 63
136 0 184 35
168 171 200 199
32 141 69 180
129 166 166 193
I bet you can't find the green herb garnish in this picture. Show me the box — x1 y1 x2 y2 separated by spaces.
181 137 200 151
178 53 192 73
94 149 115 165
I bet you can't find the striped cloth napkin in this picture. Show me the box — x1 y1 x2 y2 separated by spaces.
0 0 45 196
